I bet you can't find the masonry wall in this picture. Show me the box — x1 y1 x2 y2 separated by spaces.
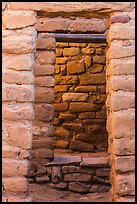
54 42 107 152
2 2 135 202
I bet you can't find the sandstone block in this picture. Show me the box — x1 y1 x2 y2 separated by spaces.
35 87 54 103
113 137 135 156
35 76 55 87
2 71 34 85
82 47 94 54
54 127 71 139
2 103 34 120
68 182 91 193
70 102 98 112
110 109 135 138
115 173 135 195
69 18 108 33
33 137 54 149
3 84 34 102
74 86 97 92
55 76 78 85
18 160 30 176
75 166 94 175
63 123 84 132
62 166 76 173
34 63 55 77
34 104 53 122
36 51 55 64
107 40 135 59
98 185 110 192
64 173 92 182
110 14 131 24
56 57 68 64
109 91 135 111
108 76 135 92
95 168 110 177
108 25 135 42
2 159 18 176
35 175 50 183
67 60 85 74
51 166 62 183
63 47 80 56
3 177 28 193
114 156 135 173
32 148 54 159
70 140 94 151
93 55 106 64
90 64 104 73
2 35 36 54
84 55 92 68
78 112 96 119
59 113 77 120
62 93 88 102
3 12 36 29
60 65 67 76
116 196 135 202
49 182 68 189
81 157 108 167
55 140 69 148
36 37 55 50
96 111 106 119
106 57 135 76
2 144 20 159
54 85 68 92
36 17 70 32
54 103 68 111
80 73 106 85
90 184 100 192
7 124 32 150
56 48 63 57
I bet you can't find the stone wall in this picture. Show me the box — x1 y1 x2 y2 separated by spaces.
2 2 135 202
54 42 107 152
2 6 37 202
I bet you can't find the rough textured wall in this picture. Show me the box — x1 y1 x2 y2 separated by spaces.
2 6 37 202
106 9 135 202
54 42 107 152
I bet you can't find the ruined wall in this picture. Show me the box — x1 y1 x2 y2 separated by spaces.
2 2 135 202
54 42 107 152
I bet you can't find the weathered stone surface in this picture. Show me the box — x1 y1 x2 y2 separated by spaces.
55 76 78 85
56 57 68 64
114 156 135 173
35 175 50 183
116 196 135 202
35 64 55 76
63 122 84 131
45 155 81 166
2 103 34 120
49 182 68 189
115 174 135 196
36 17 69 32
76 166 94 175
63 48 80 56
54 85 68 92
55 140 69 148
54 103 69 111
64 173 92 182
96 168 110 177
3 84 34 102
7 124 32 150
36 37 55 50
70 103 98 112
32 149 54 159
51 166 63 183
68 182 91 193
2 35 36 54
82 47 94 54
34 104 53 122
110 14 131 24
84 55 92 67
3 12 36 29
36 51 55 64
59 113 77 120
3 177 28 193
80 73 106 85
62 166 76 173
67 60 85 74
98 185 110 192
78 112 96 119
62 93 88 102
54 127 71 139
2 159 18 176
2 53 35 71
70 140 94 151
32 137 54 149
90 64 104 73
81 157 108 167
35 87 54 103
69 18 108 33
35 76 55 87
74 86 97 92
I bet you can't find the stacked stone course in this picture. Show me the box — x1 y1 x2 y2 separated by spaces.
54 42 107 152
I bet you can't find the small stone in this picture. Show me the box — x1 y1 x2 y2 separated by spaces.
90 184 100 193
64 173 92 182
35 175 50 183
81 157 108 167
68 182 91 193
62 166 76 173
51 166 63 183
